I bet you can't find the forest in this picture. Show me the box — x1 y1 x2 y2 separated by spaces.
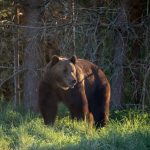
0 0 150 149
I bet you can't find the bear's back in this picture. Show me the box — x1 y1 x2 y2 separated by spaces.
75 59 110 101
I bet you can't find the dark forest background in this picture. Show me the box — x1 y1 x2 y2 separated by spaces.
0 0 150 111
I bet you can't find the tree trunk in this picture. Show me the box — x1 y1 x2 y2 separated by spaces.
128 0 144 104
23 0 42 111
13 40 20 106
111 2 128 109
13 2 22 106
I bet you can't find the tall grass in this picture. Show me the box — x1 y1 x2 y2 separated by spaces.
0 101 150 150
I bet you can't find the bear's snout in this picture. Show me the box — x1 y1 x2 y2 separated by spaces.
69 79 77 88
71 79 77 85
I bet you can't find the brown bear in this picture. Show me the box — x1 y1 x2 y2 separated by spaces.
38 55 111 128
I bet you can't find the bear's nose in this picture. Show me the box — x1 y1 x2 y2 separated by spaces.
72 79 77 85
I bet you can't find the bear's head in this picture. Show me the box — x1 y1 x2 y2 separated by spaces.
48 55 77 90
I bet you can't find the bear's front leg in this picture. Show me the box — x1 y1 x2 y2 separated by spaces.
38 83 58 125
68 81 89 121
40 101 58 125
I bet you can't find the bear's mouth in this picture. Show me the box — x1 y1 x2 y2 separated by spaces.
56 80 77 90
68 81 77 89
61 83 76 90
69 83 76 89
57 83 70 90
68 79 77 89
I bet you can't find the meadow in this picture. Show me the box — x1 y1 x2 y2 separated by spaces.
0 101 150 150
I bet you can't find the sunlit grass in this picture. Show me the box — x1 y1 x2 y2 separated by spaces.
0 101 150 150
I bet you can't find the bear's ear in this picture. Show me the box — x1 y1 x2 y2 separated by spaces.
51 55 59 66
70 55 77 64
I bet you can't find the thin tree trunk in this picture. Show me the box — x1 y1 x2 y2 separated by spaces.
111 2 127 109
72 0 76 54
141 0 150 110
13 40 20 106
23 0 42 111
13 2 22 106
128 0 144 104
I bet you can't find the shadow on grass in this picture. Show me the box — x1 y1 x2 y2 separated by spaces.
27 108 150 150
0 101 39 128
0 101 150 150
27 129 150 150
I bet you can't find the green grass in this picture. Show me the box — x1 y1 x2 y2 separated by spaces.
0 101 150 150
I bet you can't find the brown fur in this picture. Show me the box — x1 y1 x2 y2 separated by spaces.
38 55 111 128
